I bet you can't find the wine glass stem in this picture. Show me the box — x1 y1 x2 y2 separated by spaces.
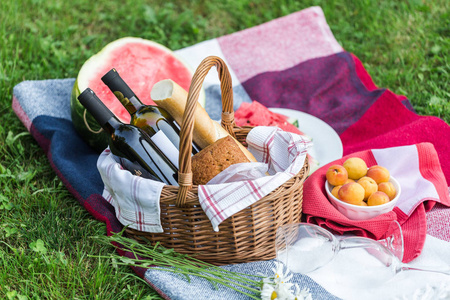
402 265 450 276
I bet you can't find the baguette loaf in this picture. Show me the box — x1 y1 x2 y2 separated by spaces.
150 79 256 162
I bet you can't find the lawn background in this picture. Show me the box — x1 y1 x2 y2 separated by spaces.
1 0 449 299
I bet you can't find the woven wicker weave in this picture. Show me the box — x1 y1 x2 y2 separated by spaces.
125 56 309 265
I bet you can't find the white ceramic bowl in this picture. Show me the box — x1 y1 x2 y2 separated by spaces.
325 176 401 220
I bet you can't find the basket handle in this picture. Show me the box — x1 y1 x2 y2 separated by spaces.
176 56 236 207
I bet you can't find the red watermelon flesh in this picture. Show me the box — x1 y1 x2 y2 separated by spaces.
234 101 304 134
77 39 193 124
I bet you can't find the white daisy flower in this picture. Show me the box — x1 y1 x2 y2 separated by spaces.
272 261 293 285
292 284 312 300
261 282 277 300
275 281 295 300
262 262 312 300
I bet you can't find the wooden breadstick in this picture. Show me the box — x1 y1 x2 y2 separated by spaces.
151 79 256 162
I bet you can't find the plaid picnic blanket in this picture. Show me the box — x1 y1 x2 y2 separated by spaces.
12 6 450 300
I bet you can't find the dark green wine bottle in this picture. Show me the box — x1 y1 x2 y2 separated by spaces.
78 88 178 186
101 69 199 161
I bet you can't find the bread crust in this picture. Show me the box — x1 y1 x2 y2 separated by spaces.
191 136 250 185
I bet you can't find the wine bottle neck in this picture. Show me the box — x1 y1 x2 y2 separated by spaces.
103 116 122 134
101 68 144 114
127 96 143 114
77 88 121 132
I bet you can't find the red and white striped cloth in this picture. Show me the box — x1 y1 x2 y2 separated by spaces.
97 148 166 233
199 126 310 231
96 126 310 233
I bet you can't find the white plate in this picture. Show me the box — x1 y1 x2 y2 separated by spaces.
269 108 343 171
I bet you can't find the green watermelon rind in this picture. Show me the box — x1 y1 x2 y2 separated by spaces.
70 37 203 153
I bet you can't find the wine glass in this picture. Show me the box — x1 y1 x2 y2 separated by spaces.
275 222 449 286
376 220 404 261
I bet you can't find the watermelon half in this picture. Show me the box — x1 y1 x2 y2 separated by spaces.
71 37 203 152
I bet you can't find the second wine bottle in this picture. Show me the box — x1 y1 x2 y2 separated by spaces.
101 68 199 170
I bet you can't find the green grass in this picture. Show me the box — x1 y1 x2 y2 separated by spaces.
0 0 448 299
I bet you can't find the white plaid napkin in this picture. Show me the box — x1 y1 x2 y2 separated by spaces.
199 126 311 231
97 148 166 233
96 126 310 233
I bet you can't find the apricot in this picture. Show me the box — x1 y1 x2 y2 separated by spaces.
343 157 368 180
367 191 390 206
331 185 342 199
358 201 368 206
378 182 397 200
338 182 365 205
367 165 390 184
345 178 355 184
357 176 378 200
326 165 348 186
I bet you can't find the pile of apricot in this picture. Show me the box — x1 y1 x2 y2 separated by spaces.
326 157 396 206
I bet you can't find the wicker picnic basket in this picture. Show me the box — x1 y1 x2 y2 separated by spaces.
125 56 309 265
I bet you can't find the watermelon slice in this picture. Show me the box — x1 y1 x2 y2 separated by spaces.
71 37 203 152
235 101 320 174
234 101 305 134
